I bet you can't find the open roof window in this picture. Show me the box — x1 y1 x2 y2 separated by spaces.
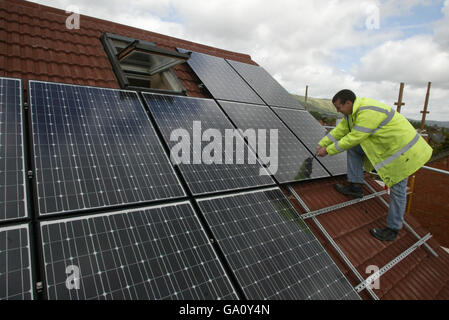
101 32 190 94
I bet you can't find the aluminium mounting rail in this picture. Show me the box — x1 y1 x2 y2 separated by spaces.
287 185 379 300
301 189 388 220
364 182 438 257
355 233 432 292
422 165 449 176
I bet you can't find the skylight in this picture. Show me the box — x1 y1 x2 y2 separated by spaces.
101 32 190 94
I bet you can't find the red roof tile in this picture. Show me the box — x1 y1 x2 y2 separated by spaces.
0 0 256 94
283 175 449 300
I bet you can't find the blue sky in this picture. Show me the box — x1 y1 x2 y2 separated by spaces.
30 0 449 121
382 1 444 37
339 1 444 70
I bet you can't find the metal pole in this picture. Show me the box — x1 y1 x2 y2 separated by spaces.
395 82 405 113
301 190 388 220
420 82 431 132
406 175 416 215
305 85 308 103
287 185 379 300
422 165 449 176
304 85 309 111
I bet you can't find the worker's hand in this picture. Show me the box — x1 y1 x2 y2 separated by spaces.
316 146 328 157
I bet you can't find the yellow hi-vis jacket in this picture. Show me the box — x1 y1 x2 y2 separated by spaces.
318 97 433 187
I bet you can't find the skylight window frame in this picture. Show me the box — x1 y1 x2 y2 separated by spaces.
100 32 190 95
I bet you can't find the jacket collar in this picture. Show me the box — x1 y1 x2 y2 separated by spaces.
352 97 362 115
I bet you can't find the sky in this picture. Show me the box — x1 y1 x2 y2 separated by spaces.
30 0 449 121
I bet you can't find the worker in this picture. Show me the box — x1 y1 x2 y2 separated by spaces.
316 89 432 241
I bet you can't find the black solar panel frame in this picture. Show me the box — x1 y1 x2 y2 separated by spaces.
226 60 304 110
270 106 347 177
39 202 239 300
179 49 265 105
0 223 34 300
196 187 361 300
0 77 28 222
28 80 186 217
141 92 275 195
218 100 330 184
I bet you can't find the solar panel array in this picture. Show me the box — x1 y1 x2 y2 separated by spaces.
271 107 347 176
142 93 274 195
0 78 27 221
218 101 329 183
227 60 304 109
197 188 360 300
29 81 185 216
180 50 265 105
0 224 33 300
40 203 238 300
0 55 358 301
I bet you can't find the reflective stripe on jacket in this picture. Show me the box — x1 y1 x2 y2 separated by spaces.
318 97 433 187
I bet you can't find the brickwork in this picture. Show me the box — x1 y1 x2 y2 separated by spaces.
409 156 449 248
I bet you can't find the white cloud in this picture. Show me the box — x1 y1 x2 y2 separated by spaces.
27 0 449 121
353 36 449 88
434 0 449 49
350 0 449 121
381 0 436 17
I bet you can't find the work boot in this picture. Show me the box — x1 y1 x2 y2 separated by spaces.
370 227 398 241
333 183 363 198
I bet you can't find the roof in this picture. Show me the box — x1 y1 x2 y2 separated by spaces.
0 0 257 97
2 0 449 300
282 175 449 299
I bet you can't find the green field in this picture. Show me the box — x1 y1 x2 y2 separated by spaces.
293 94 340 117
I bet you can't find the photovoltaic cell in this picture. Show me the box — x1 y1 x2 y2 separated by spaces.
197 188 360 300
40 202 238 300
181 50 264 105
0 77 27 221
227 60 304 109
29 81 185 215
271 107 347 176
219 101 329 183
0 224 33 300
142 93 275 195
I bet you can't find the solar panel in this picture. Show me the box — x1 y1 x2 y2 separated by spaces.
0 77 27 221
40 202 238 300
180 50 265 105
227 60 304 109
142 93 275 195
196 188 360 300
29 81 185 216
0 224 33 300
271 107 347 176
219 101 329 183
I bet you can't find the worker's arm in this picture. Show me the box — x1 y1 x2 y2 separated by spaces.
326 110 385 155
318 118 350 148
